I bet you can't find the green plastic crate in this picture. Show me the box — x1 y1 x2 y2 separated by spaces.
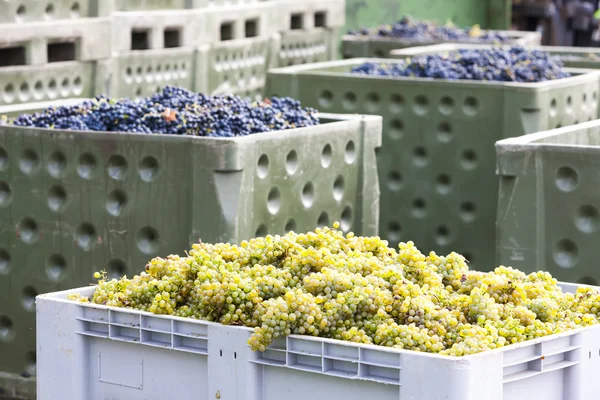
343 30 541 59
265 51 600 271
496 120 600 286
0 106 381 385
539 46 600 69
195 37 277 99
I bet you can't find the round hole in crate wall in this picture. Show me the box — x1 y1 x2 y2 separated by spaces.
77 153 97 179
47 151 67 178
390 93 404 113
257 154 269 178
343 92 357 110
575 205 599 233
19 82 30 101
107 155 128 181
139 156 159 182
17 218 39 245
0 249 11 275
317 212 329 227
267 187 281 215
33 81 44 99
439 96 454 115
387 221 401 243
340 206 352 232
106 189 128 217
0 316 14 342
0 181 12 206
555 166 579 192
285 150 298 175
108 259 127 280
16 5 26 18
301 182 314 208
413 95 429 116
21 286 38 312
459 201 476 222
460 149 478 170
553 239 579 268
413 147 428 167
47 185 67 212
333 175 344 201
345 141 356 164
137 226 160 254
321 144 332 168
47 79 57 98
284 219 297 233
366 92 380 112
45 254 66 281
412 198 427 218
388 119 403 140
319 90 333 108
435 226 450 246
0 146 8 171
73 77 83 95
19 149 39 175
387 170 402 192
549 98 558 117
435 174 451 194
70 2 80 17
463 97 479 116
76 223 97 251
45 3 55 16
255 224 268 237
3 83 15 103
25 351 36 376
437 122 452 143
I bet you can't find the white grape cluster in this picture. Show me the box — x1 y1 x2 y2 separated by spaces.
71 223 600 356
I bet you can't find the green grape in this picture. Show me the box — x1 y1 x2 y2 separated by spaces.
69 223 600 357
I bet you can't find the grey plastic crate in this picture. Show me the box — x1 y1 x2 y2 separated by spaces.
343 30 541 59
195 38 277 98
265 50 600 271
95 48 196 99
0 0 95 23
36 283 600 400
0 62 95 106
275 0 345 32
0 18 111 65
0 109 381 382
110 10 208 53
496 120 600 286
273 28 340 68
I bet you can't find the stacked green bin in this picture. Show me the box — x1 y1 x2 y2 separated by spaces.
342 30 541 59
265 47 600 271
0 104 381 398
496 120 600 285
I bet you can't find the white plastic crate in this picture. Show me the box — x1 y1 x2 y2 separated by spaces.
0 18 111 65
273 28 340 68
0 0 95 23
37 283 600 400
275 0 345 33
110 10 208 53
95 48 195 99
202 2 278 43
0 62 95 106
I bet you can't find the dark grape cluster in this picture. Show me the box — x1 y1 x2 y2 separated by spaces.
351 47 571 83
9 86 320 137
348 16 508 43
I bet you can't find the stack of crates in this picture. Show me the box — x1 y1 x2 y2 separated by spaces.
0 1 111 107
272 0 345 68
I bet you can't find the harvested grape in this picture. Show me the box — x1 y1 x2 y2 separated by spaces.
351 47 571 83
70 224 600 356
348 16 508 43
7 86 319 137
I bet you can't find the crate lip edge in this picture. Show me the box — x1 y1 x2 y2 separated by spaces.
37 282 599 363
341 30 540 45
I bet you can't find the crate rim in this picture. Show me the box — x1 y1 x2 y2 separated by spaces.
268 57 599 90
496 119 600 152
342 29 540 45
37 281 599 363
0 99 381 144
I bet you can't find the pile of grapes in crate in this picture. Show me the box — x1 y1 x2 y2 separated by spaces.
352 46 571 82
347 15 508 43
3 86 320 136
70 223 600 357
